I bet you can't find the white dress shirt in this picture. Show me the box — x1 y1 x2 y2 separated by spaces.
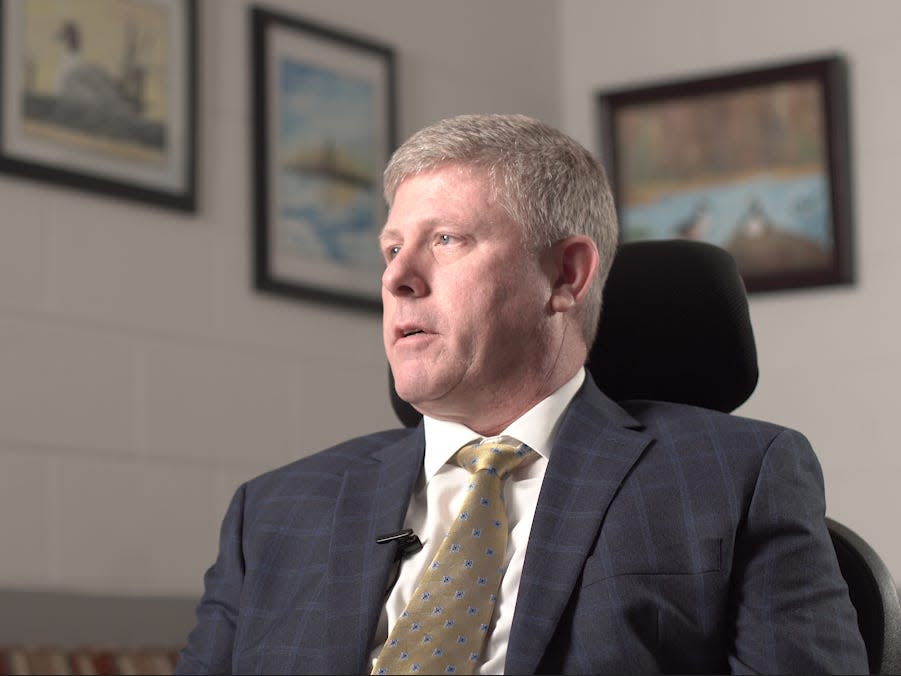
369 368 586 674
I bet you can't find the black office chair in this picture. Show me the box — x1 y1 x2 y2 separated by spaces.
388 238 901 674
827 517 901 674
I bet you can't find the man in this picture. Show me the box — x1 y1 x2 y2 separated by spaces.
176 114 867 674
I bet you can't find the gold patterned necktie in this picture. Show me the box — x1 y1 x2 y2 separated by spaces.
372 437 534 675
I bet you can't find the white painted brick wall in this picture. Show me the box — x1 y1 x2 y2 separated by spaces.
144 341 299 462
50 206 213 334
0 317 133 452
0 185 44 311
56 456 219 593
0 0 559 596
0 451 51 584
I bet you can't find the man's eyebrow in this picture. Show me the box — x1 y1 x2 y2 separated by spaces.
379 219 446 243
379 227 402 243
379 217 475 248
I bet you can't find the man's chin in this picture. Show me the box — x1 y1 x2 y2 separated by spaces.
390 366 467 416
392 380 447 415
393 388 471 424
393 384 430 408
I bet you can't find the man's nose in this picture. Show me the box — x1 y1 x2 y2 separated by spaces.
382 247 428 297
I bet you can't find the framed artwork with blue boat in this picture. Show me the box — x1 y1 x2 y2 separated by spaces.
252 7 396 310
597 55 853 293
0 0 197 211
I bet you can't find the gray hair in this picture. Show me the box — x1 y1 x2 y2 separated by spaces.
383 113 619 348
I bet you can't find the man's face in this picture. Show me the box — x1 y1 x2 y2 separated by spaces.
381 164 560 427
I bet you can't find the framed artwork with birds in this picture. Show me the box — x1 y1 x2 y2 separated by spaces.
0 0 197 211
597 55 853 294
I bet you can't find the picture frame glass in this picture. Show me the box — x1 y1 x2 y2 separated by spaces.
254 9 395 309
598 56 852 293
268 26 389 301
0 0 196 210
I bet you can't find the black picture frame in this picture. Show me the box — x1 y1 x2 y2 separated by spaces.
597 54 853 293
251 7 396 311
0 0 197 212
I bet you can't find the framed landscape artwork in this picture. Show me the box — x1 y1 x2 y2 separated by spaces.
252 7 396 310
597 55 853 293
0 0 197 211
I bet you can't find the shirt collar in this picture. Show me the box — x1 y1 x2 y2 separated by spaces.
422 368 586 481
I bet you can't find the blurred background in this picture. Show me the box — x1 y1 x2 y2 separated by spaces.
0 0 898 609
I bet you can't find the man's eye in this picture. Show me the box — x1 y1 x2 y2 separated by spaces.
437 234 456 245
387 245 401 258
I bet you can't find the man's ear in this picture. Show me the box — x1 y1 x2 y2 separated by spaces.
546 235 600 313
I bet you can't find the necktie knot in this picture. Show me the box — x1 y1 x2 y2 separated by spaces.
454 436 533 480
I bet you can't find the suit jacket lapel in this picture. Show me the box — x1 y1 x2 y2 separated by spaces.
323 426 425 674
506 378 652 674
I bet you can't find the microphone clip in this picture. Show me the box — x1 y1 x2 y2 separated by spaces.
376 528 423 561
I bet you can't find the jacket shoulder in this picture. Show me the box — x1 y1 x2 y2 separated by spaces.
620 398 789 438
242 426 419 498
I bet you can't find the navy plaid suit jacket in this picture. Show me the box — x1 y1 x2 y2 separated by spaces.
176 376 868 674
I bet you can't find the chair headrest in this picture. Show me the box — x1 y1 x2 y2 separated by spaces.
589 239 758 412
390 239 758 427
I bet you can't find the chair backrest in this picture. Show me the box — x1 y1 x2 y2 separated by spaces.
827 517 901 675
389 239 758 425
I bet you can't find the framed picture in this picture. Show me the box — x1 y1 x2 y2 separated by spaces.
597 55 853 293
0 0 197 211
251 7 396 310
